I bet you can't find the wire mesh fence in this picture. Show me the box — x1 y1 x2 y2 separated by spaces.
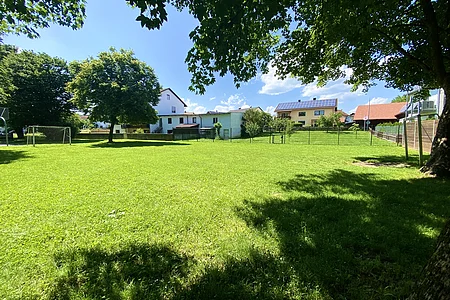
185 127 398 147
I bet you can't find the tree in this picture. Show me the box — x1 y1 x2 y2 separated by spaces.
242 108 272 137
0 44 17 103
67 48 161 143
0 48 74 138
133 0 450 177
0 0 86 38
316 115 333 128
245 121 260 142
213 122 222 139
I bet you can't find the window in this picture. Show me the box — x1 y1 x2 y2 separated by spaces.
115 129 120 133
167 130 173 134
298 121 306 125
179 117 184 124
213 117 218 123
167 94 170 100
168 118 172 124
298 111 306 117
193 117 197 123
314 110 325 116
171 106 176 113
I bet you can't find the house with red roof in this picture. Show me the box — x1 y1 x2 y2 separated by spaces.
353 102 407 129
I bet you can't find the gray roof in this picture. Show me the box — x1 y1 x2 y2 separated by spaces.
275 99 337 111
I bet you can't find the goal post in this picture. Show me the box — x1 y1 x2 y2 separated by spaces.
26 125 71 146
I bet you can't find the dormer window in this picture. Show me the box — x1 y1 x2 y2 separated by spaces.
167 94 170 100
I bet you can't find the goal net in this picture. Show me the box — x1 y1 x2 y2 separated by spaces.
26 126 71 146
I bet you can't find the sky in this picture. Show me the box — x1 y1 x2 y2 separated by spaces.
4 0 415 115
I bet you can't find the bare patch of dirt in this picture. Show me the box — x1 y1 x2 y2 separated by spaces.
353 161 410 168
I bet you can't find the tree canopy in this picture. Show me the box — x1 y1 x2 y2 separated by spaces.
67 48 161 143
132 0 450 176
0 46 74 138
0 0 86 38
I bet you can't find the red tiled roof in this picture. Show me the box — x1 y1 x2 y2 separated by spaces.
354 102 407 121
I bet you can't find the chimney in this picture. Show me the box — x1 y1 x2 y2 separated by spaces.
313 97 317 100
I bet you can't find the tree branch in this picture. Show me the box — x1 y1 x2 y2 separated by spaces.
371 28 433 74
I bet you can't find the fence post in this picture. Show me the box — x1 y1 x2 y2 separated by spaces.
403 120 409 160
308 127 311 145
417 115 424 166
337 126 340 145
396 123 400 146
370 129 373 146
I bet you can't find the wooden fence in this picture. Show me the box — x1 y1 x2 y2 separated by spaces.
373 119 438 153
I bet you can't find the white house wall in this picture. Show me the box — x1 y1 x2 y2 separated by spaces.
153 89 186 115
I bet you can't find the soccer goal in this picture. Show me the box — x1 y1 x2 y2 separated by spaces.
26 126 71 146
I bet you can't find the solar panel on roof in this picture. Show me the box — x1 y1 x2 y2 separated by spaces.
275 99 337 110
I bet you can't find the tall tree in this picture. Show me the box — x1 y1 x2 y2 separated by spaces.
0 0 86 38
67 48 161 143
0 48 73 138
132 0 450 177
242 108 272 136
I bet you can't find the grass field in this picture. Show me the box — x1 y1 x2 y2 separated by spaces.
0 133 448 299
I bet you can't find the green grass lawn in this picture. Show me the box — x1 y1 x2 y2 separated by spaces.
0 135 448 299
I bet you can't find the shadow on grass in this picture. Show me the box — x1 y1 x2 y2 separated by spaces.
230 170 450 299
71 139 104 144
49 243 191 300
354 154 430 167
46 170 449 299
90 141 189 148
0 150 31 164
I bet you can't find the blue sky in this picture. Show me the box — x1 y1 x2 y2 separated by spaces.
4 0 409 115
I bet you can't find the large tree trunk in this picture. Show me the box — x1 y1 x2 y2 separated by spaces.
13 126 24 139
408 219 450 299
108 120 115 143
421 87 450 177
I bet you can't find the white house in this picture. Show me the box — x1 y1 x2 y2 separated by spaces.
149 88 188 133
111 88 256 138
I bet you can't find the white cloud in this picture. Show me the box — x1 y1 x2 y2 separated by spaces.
213 105 231 112
259 65 365 102
183 98 207 114
214 94 250 111
258 65 303 95
366 97 390 105
209 97 216 101
265 106 276 115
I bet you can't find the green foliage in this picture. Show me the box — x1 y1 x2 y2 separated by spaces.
62 113 83 138
0 48 74 137
242 108 272 137
244 121 260 140
270 118 288 132
348 123 361 132
0 141 447 299
316 115 333 128
135 128 145 134
0 0 86 38
132 0 450 97
391 94 408 103
285 119 295 138
67 48 161 142
213 121 222 138
317 112 343 128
